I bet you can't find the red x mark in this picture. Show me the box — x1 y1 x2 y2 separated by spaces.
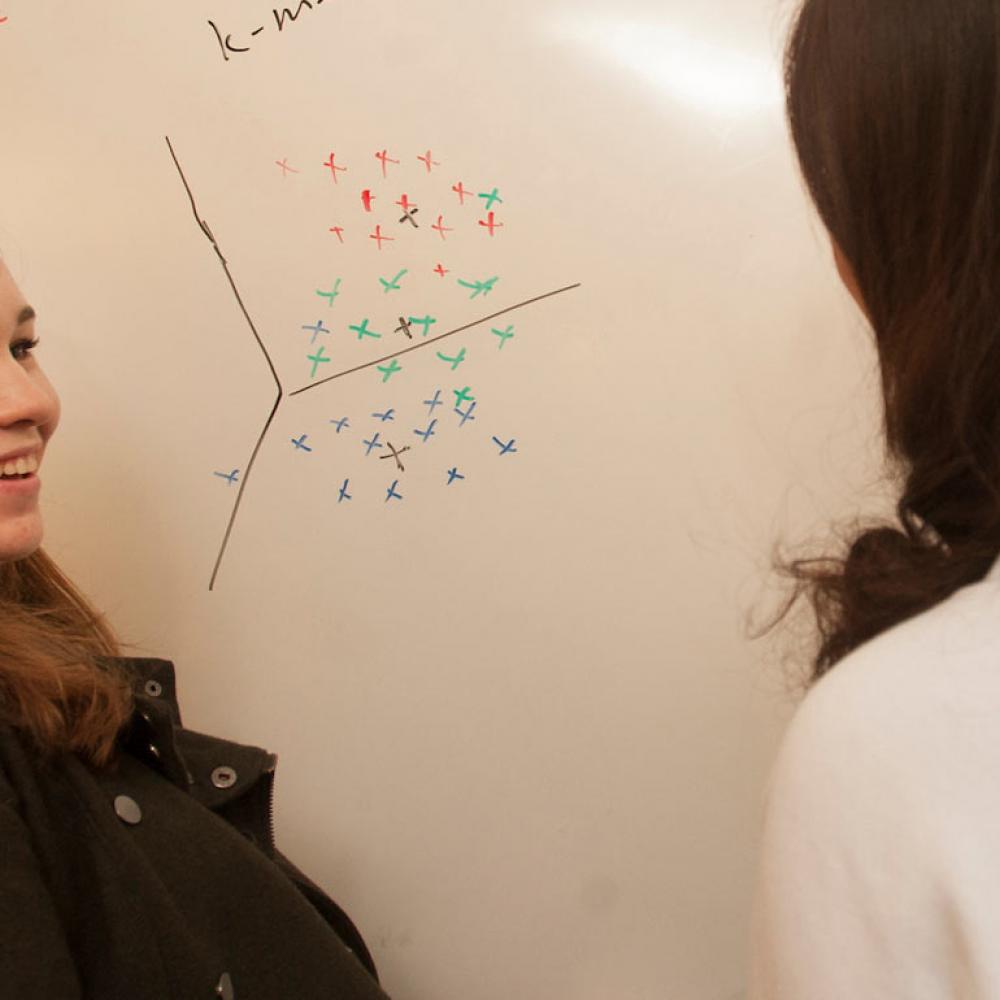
328 226 345 243
370 225 394 250
418 150 440 172
375 149 400 177
396 193 415 213
323 153 347 183
361 189 376 213
478 211 504 237
434 263 449 277
432 215 454 240
275 158 300 177
452 181 473 205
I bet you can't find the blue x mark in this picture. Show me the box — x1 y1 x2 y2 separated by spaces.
424 389 443 414
363 433 384 456
446 467 465 485
338 479 352 503
492 436 517 456
386 480 403 502
414 419 438 443
329 417 350 434
372 409 396 423
213 469 240 485
301 320 331 344
292 434 313 452
455 401 477 427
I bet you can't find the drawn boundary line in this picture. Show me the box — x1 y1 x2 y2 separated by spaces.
165 134 583 591
288 282 583 396
166 134 285 591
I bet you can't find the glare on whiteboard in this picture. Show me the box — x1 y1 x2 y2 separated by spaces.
551 16 784 116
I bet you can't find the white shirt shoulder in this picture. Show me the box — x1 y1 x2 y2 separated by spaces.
747 574 1000 1000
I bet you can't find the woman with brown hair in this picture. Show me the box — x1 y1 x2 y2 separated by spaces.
749 0 1000 995
0 266 388 995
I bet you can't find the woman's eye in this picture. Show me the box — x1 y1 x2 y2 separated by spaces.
10 338 39 361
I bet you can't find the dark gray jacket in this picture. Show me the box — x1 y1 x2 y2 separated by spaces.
0 657 391 999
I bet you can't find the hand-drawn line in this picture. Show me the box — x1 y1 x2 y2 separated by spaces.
166 135 283 592
170 133 581 585
288 283 581 397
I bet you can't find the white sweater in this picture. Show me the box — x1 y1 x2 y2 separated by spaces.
747 552 1000 999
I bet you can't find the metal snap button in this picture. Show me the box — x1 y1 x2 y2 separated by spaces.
215 972 235 999
144 679 163 698
114 795 142 825
147 743 162 760
211 766 237 789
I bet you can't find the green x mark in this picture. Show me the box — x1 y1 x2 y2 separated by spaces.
436 347 467 371
457 275 499 299
492 324 515 349
307 346 331 379
379 269 408 293
478 187 503 211
316 279 342 306
378 359 403 383
350 318 382 340
408 315 438 336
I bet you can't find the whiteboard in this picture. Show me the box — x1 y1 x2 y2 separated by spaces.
0 2 890 997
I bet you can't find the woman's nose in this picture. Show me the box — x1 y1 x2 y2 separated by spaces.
0 361 58 431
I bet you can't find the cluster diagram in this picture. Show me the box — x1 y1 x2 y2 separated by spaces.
165 137 579 589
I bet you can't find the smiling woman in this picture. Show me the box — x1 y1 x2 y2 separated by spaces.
0 261 132 771
0 259 389 997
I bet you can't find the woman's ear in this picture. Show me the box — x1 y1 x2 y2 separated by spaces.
832 238 870 320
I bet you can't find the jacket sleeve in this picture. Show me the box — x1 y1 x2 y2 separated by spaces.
0 792 82 996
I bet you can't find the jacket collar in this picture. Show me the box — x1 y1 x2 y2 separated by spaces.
112 657 277 813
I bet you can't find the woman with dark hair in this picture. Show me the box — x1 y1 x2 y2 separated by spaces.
0 265 388 994
749 0 1000 995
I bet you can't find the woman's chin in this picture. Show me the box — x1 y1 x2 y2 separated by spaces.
0 515 44 563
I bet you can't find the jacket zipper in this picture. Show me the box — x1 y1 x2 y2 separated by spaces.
262 755 277 857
